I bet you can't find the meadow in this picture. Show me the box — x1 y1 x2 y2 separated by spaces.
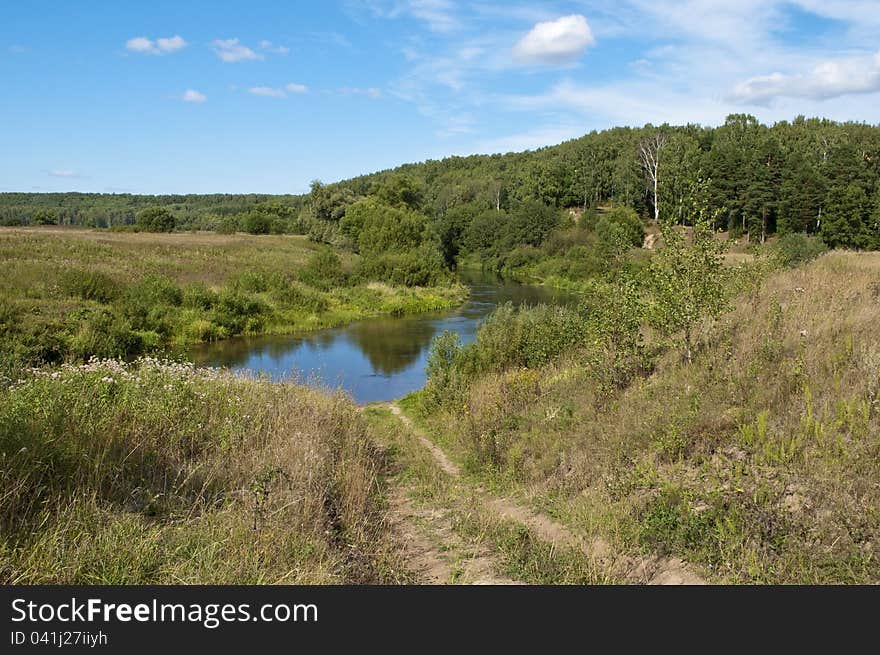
0 227 465 378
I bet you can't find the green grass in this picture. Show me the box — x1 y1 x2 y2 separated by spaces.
0 358 402 584
0 227 466 375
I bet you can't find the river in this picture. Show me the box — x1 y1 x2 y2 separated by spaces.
187 270 573 403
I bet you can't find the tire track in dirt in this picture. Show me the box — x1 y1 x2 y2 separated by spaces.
369 404 521 584
386 402 706 586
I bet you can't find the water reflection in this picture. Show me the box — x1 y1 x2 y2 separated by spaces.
187 270 574 403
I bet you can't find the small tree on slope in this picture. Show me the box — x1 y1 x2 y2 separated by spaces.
648 178 728 362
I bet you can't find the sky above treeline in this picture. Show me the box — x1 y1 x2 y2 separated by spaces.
2 1 879 194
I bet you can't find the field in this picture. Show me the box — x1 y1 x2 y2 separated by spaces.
0 227 465 376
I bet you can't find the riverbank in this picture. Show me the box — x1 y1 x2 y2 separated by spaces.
404 251 880 583
0 227 466 376
0 358 405 583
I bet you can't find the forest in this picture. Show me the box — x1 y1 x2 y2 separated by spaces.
3 114 879 260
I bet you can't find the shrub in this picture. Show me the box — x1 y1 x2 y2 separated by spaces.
427 302 588 398
181 319 225 342
241 212 271 235
182 283 218 310
121 276 183 336
136 207 176 233
59 269 119 304
501 245 541 272
232 271 272 294
358 247 449 287
604 206 645 247
775 233 828 267
298 248 347 290
212 291 267 335
68 309 144 360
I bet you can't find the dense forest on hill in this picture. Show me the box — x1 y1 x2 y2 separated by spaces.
3 115 879 266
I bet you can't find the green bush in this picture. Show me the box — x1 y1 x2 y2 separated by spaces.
121 276 183 336
68 309 144 360
298 248 347 291
272 283 328 313
212 291 267 335
241 212 271 235
358 247 449 287
59 269 119 304
136 207 176 233
775 233 828 267
430 303 587 383
603 206 645 247
182 283 218 310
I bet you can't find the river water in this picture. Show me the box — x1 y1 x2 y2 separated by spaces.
188 270 573 403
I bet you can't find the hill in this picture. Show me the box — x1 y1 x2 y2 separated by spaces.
406 250 880 583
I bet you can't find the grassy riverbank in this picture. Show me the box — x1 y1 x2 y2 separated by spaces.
0 358 403 583
409 250 880 584
0 227 465 376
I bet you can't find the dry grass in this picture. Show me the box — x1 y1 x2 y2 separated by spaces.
0 227 338 289
415 251 880 583
0 358 400 584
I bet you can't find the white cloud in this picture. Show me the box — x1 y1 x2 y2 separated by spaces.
512 15 594 65
406 0 459 33
249 84 309 98
125 37 154 53
730 50 880 104
156 35 186 52
249 86 286 98
49 169 79 178
259 40 290 55
182 89 206 103
126 35 186 55
211 38 262 62
337 87 382 98
356 0 460 33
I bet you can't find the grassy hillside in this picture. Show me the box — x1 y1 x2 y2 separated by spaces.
0 358 403 583
409 251 880 583
0 227 465 376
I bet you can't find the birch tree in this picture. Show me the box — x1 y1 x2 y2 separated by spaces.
639 132 669 223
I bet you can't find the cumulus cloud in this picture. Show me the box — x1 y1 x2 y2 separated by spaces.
182 89 206 103
211 38 262 62
125 35 186 55
512 15 594 65
285 83 308 94
730 50 880 104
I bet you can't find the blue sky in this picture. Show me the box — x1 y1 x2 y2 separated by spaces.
2 1 879 194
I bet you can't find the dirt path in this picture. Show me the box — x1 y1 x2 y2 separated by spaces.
379 404 520 584
386 402 706 586
384 485 519 585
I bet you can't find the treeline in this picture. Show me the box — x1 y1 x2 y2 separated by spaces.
312 114 880 251
3 114 879 254
0 192 306 231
